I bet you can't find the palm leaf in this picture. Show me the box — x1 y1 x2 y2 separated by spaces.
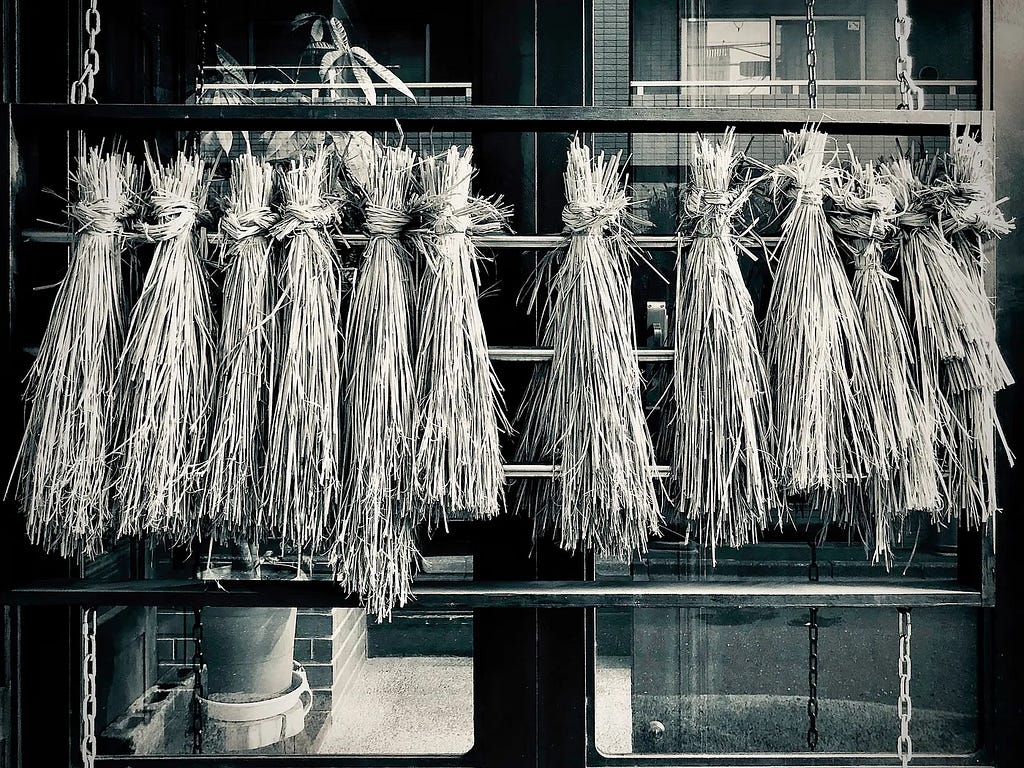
311 18 324 41
216 45 250 86
350 63 377 105
328 17 351 51
320 48 347 80
350 46 416 102
291 12 319 30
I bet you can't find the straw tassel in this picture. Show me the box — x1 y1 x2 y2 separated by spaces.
935 134 1015 525
265 148 344 552
413 146 510 528
517 136 662 560
203 154 278 544
762 128 875 519
115 150 214 544
669 130 778 562
826 158 942 564
11 148 140 558
336 144 419 620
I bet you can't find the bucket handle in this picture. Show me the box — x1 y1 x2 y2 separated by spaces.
294 662 313 716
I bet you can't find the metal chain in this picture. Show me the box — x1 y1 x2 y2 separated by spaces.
808 538 820 583
196 0 209 102
807 606 819 749
190 607 206 754
69 1 101 104
81 607 98 768
895 0 925 110
898 608 914 767
805 536 820 749
805 0 818 109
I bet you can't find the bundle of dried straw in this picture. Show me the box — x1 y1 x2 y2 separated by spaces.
203 154 278 544
517 137 661 560
12 148 140 558
670 130 777 562
115 150 214 544
336 144 419 619
414 146 509 528
880 154 996 527
265 148 343 552
763 129 874 517
935 134 1015 524
826 157 941 564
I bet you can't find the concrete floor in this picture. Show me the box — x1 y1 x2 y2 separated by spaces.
318 656 634 755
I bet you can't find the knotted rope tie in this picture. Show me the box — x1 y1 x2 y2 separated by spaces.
220 206 277 242
896 210 931 231
830 211 893 242
139 190 200 242
273 201 337 240
432 208 472 236
364 203 411 238
562 199 626 236
852 242 894 277
71 198 125 236
793 187 824 207
684 189 732 237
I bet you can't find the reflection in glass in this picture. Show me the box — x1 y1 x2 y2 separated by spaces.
595 548 979 757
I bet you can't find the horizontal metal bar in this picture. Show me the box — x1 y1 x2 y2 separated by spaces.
202 82 471 93
632 78 977 88
503 463 671 477
1 579 983 609
96 757 468 767
21 230 775 250
9 104 985 133
489 348 673 363
589 753 989 768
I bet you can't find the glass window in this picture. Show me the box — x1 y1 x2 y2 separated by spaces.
594 603 979 756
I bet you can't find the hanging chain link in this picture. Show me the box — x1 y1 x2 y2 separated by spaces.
898 608 914 767
190 607 206 754
895 0 925 110
805 0 818 109
196 0 209 102
807 606 819 749
81 607 99 768
806 536 819 749
70 1 101 104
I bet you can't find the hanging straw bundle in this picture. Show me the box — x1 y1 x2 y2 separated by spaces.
414 146 510 528
115 150 214 544
203 154 278 544
517 137 661 560
826 158 941 563
762 128 874 518
670 130 777 562
935 134 1015 524
336 144 419 619
11 148 139 558
880 155 994 526
265 148 343 551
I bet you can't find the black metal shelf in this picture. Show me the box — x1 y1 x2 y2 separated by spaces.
9 104 986 134
2 578 983 609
